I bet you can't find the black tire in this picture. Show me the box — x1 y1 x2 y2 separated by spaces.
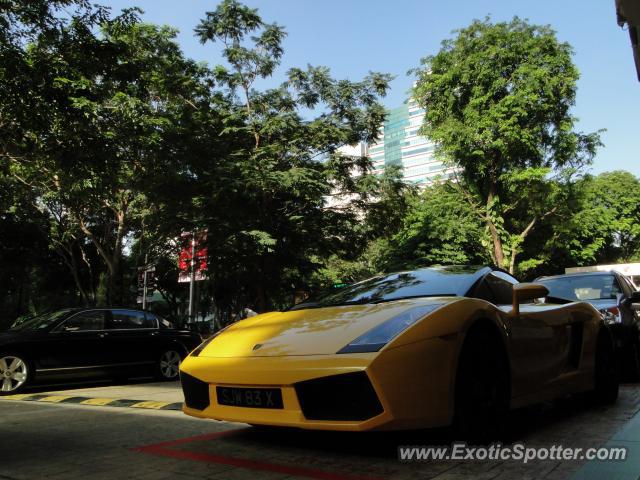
453 327 510 444
154 348 183 381
0 352 31 395
592 330 619 405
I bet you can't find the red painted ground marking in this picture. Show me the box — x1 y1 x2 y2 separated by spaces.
135 427 244 449
133 428 385 480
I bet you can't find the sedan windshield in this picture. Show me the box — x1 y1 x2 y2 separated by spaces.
289 266 483 311
538 275 622 302
10 309 75 332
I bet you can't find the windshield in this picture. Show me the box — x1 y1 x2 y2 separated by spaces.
289 266 484 311
10 309 75 332
538 275 622 302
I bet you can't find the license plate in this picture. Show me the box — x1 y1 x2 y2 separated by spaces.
216 386 283 409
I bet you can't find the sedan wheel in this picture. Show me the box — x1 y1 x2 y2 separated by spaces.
0 355 29 394
157 350 182 381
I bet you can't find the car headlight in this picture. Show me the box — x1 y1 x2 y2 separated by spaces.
190 325 231 357
337 304 443 354
600 307 621 324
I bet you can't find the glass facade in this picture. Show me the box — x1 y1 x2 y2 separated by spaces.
369 100 454 186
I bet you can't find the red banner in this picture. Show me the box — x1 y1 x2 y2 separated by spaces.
178 231 208 283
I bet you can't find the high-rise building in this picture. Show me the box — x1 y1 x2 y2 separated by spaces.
368 100 456 185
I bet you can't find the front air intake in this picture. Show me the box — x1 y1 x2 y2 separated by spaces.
295 371 383 421
180 372 210 411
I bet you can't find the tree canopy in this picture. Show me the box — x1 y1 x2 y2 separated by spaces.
412 17 602 273
0 0 395 325
1 5 637 329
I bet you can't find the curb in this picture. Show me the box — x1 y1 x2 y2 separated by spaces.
0 393 182 411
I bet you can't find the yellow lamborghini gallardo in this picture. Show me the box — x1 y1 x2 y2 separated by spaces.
179 266 618 440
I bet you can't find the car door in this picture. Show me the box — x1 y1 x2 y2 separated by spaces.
473 272 565 398
42 310 110 372
504 273 585 398
105 309 159 370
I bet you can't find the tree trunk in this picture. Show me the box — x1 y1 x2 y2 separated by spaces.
77 202 128 305
486 188 505 269
54 244 90 306
509 246 517 275
255 283 267 313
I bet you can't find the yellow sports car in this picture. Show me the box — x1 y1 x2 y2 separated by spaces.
180 266 618 440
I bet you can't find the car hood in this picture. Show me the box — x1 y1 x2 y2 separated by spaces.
198 297 455 358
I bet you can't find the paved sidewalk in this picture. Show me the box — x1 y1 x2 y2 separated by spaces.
572 401 640 479
2 385 640 479
40 380 184 403
0 380 184 411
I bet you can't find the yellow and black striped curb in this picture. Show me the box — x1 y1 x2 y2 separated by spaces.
0 393 182 411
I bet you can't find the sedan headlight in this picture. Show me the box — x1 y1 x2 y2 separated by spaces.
338 304 443 354
600 307 622 324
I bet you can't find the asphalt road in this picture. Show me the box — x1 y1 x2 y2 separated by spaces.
2 384 640 480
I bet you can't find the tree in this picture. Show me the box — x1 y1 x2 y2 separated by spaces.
3 5 220 304
539 171 640 271
412 17 602 273
193 0 392 312
383 180 490 271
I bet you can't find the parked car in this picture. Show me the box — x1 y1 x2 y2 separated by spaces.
536 271 640 379
180 266 617 442
0 308 202 394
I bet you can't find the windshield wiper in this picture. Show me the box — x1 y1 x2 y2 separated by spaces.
370 294 456 304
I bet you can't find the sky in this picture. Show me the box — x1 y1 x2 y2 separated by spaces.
105 0 639 176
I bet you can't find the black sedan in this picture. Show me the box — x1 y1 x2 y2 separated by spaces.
536 271 640 379
0 308 202 394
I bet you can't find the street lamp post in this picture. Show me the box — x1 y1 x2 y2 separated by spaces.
188 236 196 322
142 253 148 310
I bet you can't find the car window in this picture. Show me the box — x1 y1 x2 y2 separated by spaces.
289 266 484 310
152 314 175 329
109 310 154 330
469 277 496 303
612 276 625 298
143 312 164 329
61 310 105 332
618 275 634 296
485 272 516 305
539 275 622 301
10 309 76 331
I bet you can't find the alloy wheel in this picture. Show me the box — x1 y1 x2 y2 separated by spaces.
159 350 181 379
0 356 28 393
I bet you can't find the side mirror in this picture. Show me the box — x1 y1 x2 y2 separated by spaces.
510 283 550 316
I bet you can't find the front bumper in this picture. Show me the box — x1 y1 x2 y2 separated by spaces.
179 337 457 431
